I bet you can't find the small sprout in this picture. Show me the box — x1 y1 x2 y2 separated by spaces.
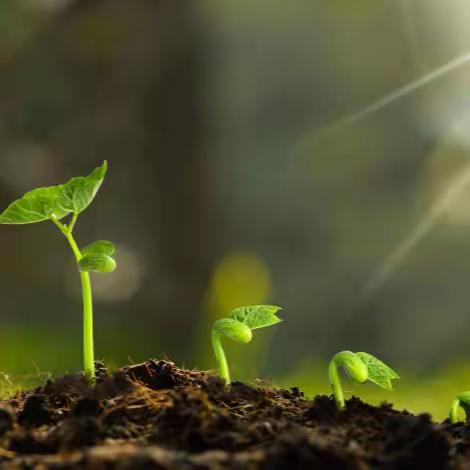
211 305 282 386
0 161 115 380
80 241 117 273
329 351 400 409
79 253 116 273
449 392 470 423
82 240 116 257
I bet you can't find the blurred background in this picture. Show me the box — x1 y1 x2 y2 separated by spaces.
1 0 470 418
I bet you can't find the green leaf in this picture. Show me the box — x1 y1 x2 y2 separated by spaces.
228 305 282 330
0 161 108 225
79 253 116 273
0 186 69 224
457 391 470 404
82 240 115 257
58 161 107 214
356 352 400 390
213 318 253 344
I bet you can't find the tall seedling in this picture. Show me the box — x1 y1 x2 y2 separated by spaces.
0 161 116 380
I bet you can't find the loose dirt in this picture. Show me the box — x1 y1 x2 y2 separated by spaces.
0 360 467 469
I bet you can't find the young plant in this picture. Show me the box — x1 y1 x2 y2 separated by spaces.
329 351 400 409
449 392 470 423
211 305 282 386
0 161 115 380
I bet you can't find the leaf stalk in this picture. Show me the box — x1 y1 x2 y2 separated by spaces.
211 329 230 386
51 214 95 380
450 398 461 424
329 355 345 409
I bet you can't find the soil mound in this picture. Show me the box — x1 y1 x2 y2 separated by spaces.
0 360 465 469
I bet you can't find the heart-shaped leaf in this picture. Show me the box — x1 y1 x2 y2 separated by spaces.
457 391 470 404
0 186 69 224
79 253 116 273
228 305 282 330
0 161 108 225
58 161 107 214
356 352 400 390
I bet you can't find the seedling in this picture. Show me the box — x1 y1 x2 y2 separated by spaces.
449 392 470 423
211 305 282 386
0 161 115 380
329 351 400 409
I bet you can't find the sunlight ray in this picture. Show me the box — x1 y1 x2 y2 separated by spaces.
300 51 470 148
298 49 470 304
361 161 470 299
330 52 470 130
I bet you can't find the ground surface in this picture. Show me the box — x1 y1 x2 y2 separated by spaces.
0 360 469 469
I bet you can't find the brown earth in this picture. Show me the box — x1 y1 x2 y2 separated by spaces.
0 359 468 469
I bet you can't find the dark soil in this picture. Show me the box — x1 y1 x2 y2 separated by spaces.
0 360 469 469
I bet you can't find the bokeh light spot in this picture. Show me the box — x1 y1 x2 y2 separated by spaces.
208 253 272 316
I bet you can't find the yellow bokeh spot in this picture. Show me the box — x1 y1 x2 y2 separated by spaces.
209 253 272 317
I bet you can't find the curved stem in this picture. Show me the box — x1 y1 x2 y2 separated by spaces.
212 329 230 386
328 356 345 409
450 398 461 424
51 215 95 381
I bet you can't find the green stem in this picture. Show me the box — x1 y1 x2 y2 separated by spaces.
51 215 95 380
329 356 345 409
450 398 461 424
212 329 230 386
68 212 78 233
79 270 94 380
